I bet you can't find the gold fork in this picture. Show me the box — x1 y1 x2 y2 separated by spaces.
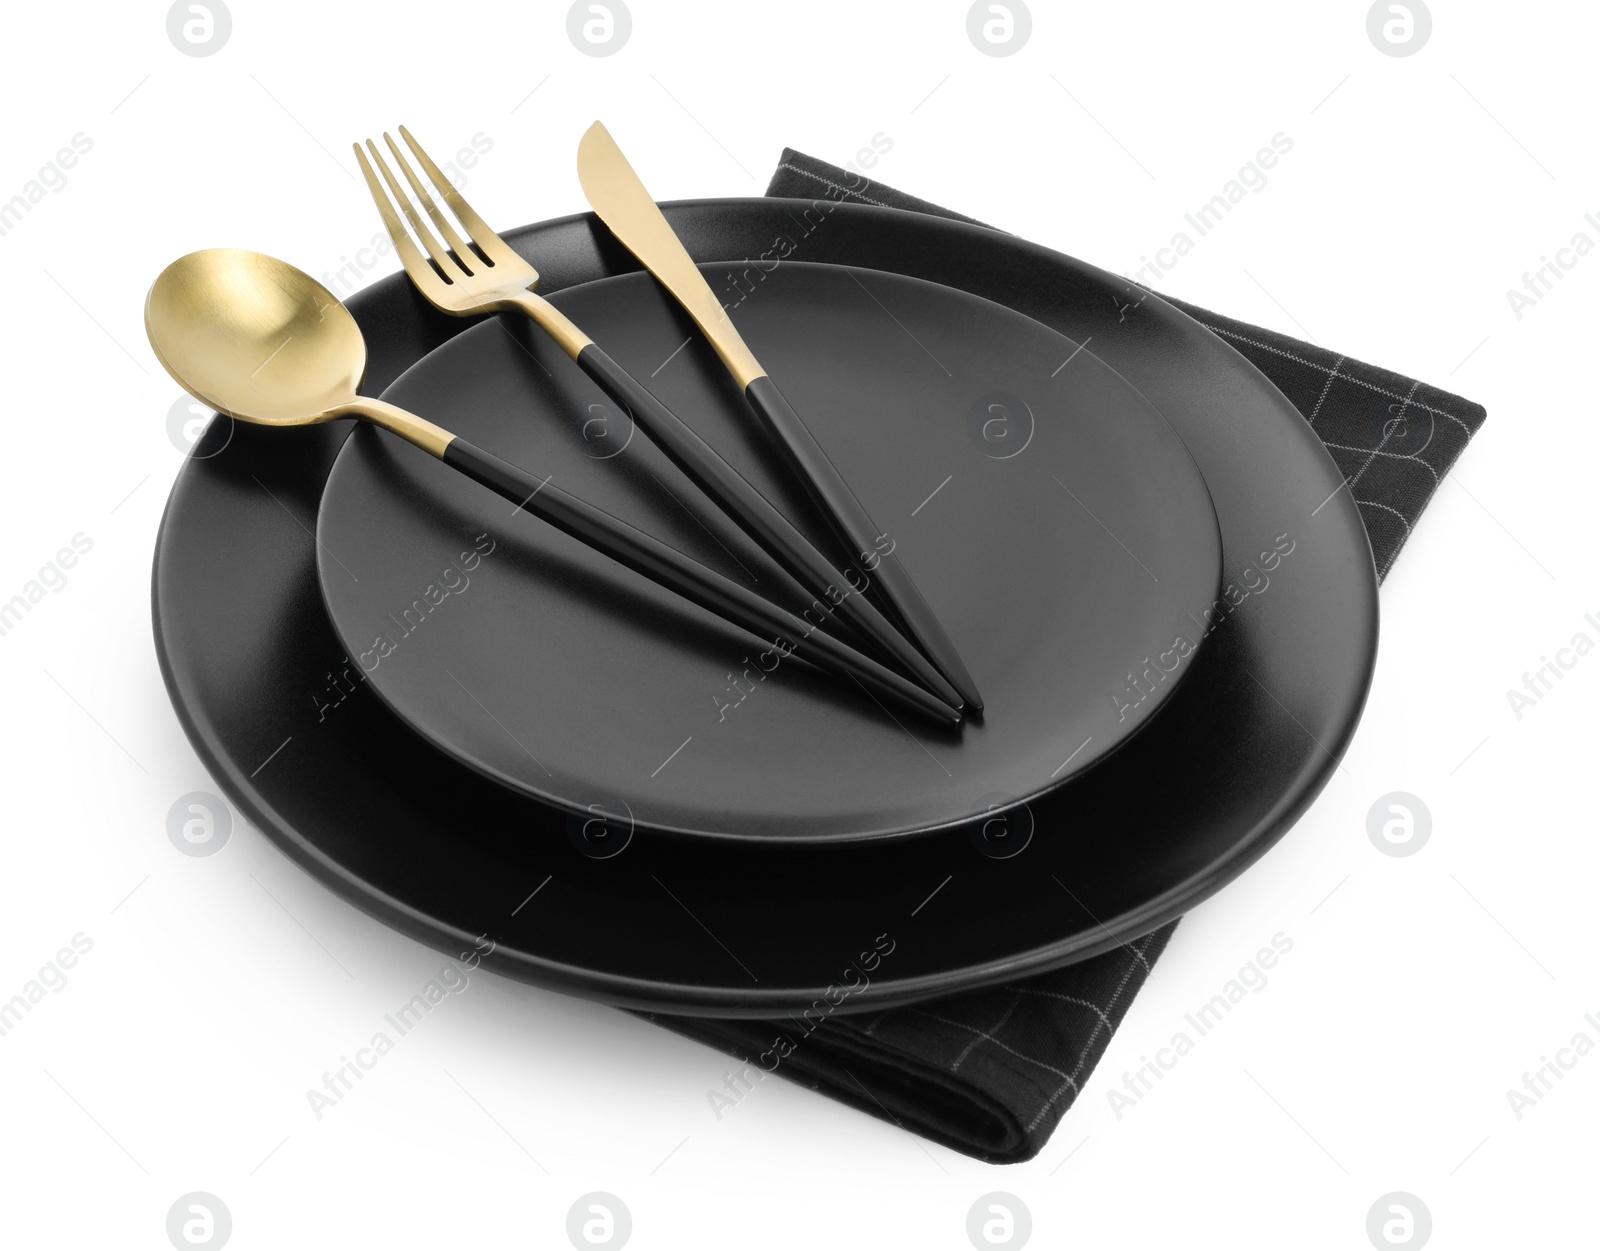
354 128 594 358
352 127 964 711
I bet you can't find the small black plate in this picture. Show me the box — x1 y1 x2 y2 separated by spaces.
151 200 1376 1015
316 263 1222 843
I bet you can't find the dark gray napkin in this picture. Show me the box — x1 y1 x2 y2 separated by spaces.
644 150 1487 1164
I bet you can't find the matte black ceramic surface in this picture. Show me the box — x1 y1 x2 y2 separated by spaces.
151 200 1377 1015
316 264 1223 842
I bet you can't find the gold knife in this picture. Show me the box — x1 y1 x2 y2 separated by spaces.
576 121 984 712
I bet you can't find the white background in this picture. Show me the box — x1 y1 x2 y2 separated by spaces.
1 1 1595 1247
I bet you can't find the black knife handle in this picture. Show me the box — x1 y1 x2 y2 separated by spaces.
439 437 960 726
573 344 962 710
742 374 984 712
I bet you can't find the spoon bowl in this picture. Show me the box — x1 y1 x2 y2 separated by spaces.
145 248 366 424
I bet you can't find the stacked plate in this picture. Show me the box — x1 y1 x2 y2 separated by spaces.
153 199 1377 1015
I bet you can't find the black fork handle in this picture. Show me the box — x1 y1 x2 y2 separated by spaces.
572 344 962 710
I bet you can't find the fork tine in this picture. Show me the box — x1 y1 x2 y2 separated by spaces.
364 137 464 280
382 131 476 269
398 124 518 266
352 142 439 287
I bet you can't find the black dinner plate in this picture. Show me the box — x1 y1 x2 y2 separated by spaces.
151 199 1377 1016
316 263 1223 843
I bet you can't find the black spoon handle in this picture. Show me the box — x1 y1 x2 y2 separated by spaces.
566 344 961 709
742 375 985 713
439 437 961 727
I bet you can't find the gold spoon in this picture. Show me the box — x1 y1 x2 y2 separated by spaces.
144 249 960 727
